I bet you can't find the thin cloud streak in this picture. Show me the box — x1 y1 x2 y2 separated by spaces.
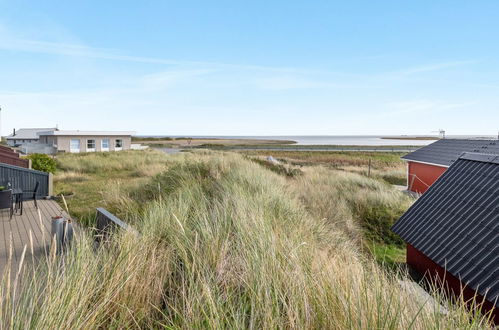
0 38 314 74
0 34 478 79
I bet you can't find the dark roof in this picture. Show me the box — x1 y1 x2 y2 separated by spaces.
401 139 499 167
392 152 499 306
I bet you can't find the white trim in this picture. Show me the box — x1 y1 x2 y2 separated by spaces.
101 138 110 152
406 161 409 188
70 139 81 153
38 130 134 137
115 138 123 151
86 139 96 152
402 159 450 168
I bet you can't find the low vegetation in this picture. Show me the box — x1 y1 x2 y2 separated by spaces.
54 149 170 224
1 150 492 328
239 150 408 186
27 153 57 173
133 137 296 148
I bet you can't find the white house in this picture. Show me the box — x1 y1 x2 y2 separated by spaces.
6 128 57 147
37 130 135 153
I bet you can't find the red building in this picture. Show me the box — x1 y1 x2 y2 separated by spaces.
0 145 29 168
406 161 447 193
393 153 499 324
402 139 499 194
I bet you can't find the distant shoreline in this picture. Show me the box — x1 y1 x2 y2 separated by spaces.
170 144 422 153
133 135 437 147
133 137 297 147
381 136 440 141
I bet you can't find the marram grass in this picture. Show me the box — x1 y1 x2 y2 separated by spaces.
1 151 493 328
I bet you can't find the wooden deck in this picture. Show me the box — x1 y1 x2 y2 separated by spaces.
0 199 70 274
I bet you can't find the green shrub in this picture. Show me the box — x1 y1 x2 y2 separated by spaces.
27 153 57 173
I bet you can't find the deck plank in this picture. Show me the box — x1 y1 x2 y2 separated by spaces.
0 199 71 275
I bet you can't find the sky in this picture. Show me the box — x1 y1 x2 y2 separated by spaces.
1 1 499 136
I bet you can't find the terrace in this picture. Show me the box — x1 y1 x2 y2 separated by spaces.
0 199 70 274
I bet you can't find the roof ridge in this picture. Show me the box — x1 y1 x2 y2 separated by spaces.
401 139 499 166
16 128 57 130
459 152 499 164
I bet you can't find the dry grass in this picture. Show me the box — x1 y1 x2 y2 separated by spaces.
1 228 170 328
239 150 408 185
2 151 491 328
53 149 170 224
53 171 88 183
56 149 170 174
237 150 405 167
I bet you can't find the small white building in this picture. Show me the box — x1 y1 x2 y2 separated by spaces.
37 130 135 153
6 128 57 147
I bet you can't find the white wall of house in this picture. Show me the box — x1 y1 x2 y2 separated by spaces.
50 135 132 153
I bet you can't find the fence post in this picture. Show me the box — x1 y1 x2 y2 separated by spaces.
48 172 54 196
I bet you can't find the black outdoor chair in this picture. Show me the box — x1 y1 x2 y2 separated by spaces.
24 181 40 209
0 189 13 220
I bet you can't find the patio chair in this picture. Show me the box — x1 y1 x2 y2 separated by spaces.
23 181 40 209
0 189 13 220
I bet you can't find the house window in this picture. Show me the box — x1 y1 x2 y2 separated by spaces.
70 139 81 153
87 139 96 152
102 138 110 151
115 139 123 150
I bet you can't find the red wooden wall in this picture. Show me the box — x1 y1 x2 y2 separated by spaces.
407 244 498 324
407 161 447 194
0 146 29 168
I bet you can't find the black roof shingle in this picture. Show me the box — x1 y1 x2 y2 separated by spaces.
402 139 499 167
392 152 499 306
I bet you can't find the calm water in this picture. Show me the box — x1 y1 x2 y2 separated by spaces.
256 136 435 146
162 135 436 146
144 135 497 146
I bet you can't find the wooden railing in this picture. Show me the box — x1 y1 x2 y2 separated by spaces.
95 208 138 242
0 163 51 197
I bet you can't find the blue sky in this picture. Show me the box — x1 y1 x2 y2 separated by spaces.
1 1 498 135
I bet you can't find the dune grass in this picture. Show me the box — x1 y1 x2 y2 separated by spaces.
1 150 492 328
237 150 408 186
53 149 171 225
237 150 405 166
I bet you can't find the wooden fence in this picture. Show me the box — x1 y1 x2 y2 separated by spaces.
0 147 29 168
0 163 51 197
0 145 17 153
